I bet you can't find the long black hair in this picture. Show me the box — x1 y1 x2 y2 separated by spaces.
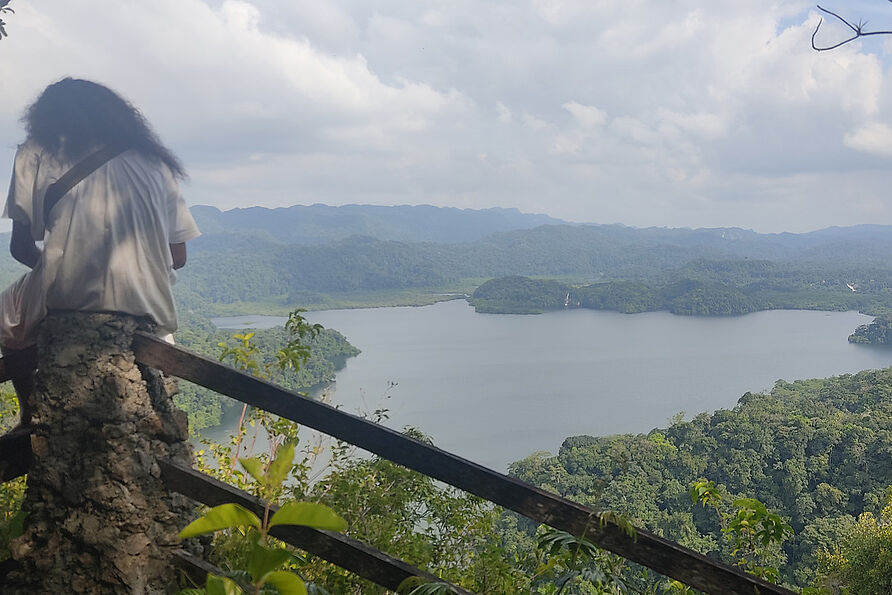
23 78 186 179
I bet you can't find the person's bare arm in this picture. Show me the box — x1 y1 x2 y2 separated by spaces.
170 242 187 270
10 220 40 269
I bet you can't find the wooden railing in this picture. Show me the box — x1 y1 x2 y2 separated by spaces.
0 332 797 595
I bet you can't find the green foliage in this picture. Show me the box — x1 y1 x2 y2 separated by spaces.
297 434 534 594
179 503 262 538
0 386 25 560
512 368 892 588
533 527 635 594
689 482 792 582
848 316 892 345
178 442 346 595
195 323 531 594
472 276 569 314
815 489 892 594
468 270 882 318
397 578 459 595
217 310 321 382
173 219 892 314
173 307 358 432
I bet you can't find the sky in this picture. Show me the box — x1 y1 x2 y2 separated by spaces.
2 1 892 233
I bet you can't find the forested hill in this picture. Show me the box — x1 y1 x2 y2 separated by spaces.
509 367 892 588
190 203 566 245
170 216 892 315
3 212 892 318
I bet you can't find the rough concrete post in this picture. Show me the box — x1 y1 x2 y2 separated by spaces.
6 312 193 594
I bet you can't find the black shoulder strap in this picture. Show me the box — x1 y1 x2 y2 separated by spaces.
43 144 129 225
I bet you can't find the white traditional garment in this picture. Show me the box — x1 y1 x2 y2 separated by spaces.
0 140 200 348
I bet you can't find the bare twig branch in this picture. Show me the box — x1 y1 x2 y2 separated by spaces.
813 4 892 51
0 0 12 40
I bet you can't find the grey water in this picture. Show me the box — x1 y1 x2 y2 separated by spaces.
209 301 892 472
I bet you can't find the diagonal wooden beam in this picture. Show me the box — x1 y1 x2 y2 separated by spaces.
134 331 796 595
171 549 226 588
162 461 475 594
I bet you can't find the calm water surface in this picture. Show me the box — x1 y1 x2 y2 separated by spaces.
211 301 892 472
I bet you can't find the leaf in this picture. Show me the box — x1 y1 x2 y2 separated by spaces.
398 577 458 595
269 502 347 531
246 541 292 583
263 571 308 595
178 503 261 538
267 441 296 490
206 575 244 595
239 457 266 486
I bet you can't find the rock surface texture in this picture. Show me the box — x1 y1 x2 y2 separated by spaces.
5 312 193 594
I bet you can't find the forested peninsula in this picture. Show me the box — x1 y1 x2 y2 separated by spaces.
469 268 890 317
171 309 359 431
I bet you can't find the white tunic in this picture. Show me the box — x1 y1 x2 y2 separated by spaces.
1 140 200 346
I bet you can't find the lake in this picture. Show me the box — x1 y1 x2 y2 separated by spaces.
210 301 892 472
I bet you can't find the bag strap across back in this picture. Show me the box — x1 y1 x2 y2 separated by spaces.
43 144 129 225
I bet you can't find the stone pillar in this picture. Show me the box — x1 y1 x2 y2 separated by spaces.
6 312 193 594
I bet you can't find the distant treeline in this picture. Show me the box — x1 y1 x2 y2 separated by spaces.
178 222 892 310
470 267 892 317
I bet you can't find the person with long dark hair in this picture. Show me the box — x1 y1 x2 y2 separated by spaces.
1 77 200 424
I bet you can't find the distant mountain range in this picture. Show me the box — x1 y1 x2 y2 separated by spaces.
189 203 566 246
187 204 892 263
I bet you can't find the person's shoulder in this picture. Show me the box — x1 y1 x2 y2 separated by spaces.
15 139 45 161
121 150 174 175
119 151 183 194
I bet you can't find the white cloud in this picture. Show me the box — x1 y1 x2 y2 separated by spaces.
563 102 607 129
3 0 892 231
844 122 892 157
496 102 513 124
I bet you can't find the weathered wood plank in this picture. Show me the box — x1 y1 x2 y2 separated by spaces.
171 549 224 588
135 332 796 595
0 425 31 482
162 461 475 594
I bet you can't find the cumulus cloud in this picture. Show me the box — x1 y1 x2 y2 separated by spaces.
2 0 892 231
844 122 892 157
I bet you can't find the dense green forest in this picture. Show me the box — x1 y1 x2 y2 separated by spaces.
509 367 892 589
5 209 892 319
182 227 892 309
171 306 360 431
849 316 892 345
470 269 892 317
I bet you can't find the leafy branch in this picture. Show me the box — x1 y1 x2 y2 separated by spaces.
217 310 323 472
178 441 348 595
690 480 792 583
812 3 892 51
